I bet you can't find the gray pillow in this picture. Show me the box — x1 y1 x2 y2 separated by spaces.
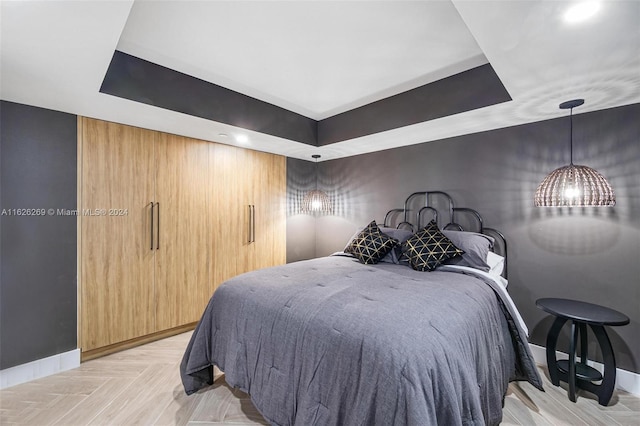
442 230 494 272
379 227 413 264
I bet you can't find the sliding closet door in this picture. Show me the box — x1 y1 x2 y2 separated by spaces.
81 118 156 351
155 134 211 329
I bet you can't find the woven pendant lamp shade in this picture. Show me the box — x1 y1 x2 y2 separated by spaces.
535 99 615 207
534 164 615 206
301 154 333 213
301 189 333 212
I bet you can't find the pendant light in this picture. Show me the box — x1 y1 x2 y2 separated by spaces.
534 99 615 207
301 154 332 213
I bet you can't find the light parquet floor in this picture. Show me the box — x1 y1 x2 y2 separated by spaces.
1 331 638 425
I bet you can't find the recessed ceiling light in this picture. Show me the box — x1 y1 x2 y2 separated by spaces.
218 133 228 138
235 134 249 144
564 1 601 23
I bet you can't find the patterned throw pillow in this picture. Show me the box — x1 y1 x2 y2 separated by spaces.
345 221 398 264
401 220 464 271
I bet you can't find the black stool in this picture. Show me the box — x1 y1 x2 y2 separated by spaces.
536 298 629 406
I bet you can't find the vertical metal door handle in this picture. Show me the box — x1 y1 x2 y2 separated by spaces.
150 202 154 250
248 205 253 243
156 202 160 250
251 205 256 243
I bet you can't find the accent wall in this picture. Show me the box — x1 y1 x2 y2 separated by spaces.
0 101 77 369
287 103 640 374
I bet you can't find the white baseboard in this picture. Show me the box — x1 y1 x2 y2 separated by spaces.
529 343 640 397
0 348 80 390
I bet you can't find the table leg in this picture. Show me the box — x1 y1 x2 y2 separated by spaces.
546 317 568 386
590 325 617 406
579 322 588 365
568 321 578 402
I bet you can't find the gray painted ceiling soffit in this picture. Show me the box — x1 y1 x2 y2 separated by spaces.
100 50 511 148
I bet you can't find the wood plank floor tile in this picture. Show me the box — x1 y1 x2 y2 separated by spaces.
500 406 523 426
151 383 204 426
221 397 269 425
504 391 555 426
1 331 638 425
542 380 625 425
23 375 106 396
617 392 640 411
510 381 592 425
58 359 150 379
22 393 86 425
86 364 176 425
604 411 640 426
190 382 238 422
52 377 132 426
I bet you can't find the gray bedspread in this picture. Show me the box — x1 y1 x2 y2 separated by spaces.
181 256 543 426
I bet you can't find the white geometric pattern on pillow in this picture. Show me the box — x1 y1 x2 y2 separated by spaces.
401 220 464 271
345 221 398 264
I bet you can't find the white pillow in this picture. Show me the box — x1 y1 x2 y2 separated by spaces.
486 251 505 277
497 276 508 289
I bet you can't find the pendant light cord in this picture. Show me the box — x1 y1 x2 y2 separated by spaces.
559 98 583 166
312 154 321 191
569 107 574 166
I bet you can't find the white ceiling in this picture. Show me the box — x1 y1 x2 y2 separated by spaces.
117 0 487 120
1 1 639 162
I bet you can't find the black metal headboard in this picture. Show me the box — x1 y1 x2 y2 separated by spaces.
382 191 508 278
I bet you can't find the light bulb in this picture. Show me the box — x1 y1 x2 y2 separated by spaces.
565 187 580 199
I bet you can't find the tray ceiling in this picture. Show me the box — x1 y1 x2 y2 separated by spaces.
1 1 639 161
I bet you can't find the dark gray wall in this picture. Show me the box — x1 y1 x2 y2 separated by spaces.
287 103 640 373
286 157 317 262
0 101 77 369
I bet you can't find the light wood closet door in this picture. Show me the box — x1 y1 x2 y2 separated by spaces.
237 149 259 275
155 134 211 329
210 143 242 290
81 118 156 351
237 150 286 274
252 152 287 270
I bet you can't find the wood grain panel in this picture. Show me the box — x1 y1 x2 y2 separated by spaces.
210 143 242 291
80 118 156 351
80 323 196 362
252 152 287 270
237 149 258 275
154 134 211 329
80 118 285 356
210 146 285 286
268 153 287 267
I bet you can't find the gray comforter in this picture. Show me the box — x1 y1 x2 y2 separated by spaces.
181 256 543 426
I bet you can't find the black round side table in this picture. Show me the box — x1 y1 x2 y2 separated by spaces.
536 298 629 406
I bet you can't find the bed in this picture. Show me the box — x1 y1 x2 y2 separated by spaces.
180 191 543 425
